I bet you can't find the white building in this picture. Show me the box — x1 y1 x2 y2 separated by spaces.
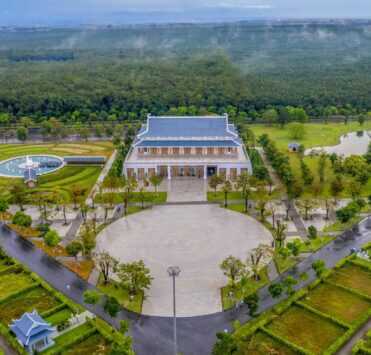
124 114 252 180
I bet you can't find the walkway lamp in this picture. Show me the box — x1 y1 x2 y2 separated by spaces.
167 266 181 355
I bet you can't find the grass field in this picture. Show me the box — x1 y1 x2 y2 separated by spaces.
0 141 113 202
248 122 371 198
97 276 143 314
221 268 269 311
0 287 60 324
302 282 371 323
327 263 371 296
249 122 371 151
239 330 297 355
64 333 112 354
234 256 371 355
95 191 168 204
0 141 113 161
266 304 346 353
0 272 35 300
1 165 102 203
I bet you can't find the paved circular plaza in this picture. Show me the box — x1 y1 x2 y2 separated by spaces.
97 204 272 317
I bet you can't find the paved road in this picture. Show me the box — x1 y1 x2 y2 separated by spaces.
0 220 370 355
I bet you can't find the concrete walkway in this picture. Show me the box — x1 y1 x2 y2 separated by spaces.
0 219 370 355
164 178 208 202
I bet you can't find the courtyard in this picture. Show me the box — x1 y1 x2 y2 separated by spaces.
97 204 272 316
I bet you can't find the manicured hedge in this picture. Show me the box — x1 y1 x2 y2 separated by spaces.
325 280 371 302
261 326 313 355
0 322 27 355
324 308 371 354
41 303 69 318
295 301 350 329
0 283 40 305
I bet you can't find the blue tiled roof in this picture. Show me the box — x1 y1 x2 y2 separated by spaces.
10 310 54 346
139 116 237 139
136 140 239 147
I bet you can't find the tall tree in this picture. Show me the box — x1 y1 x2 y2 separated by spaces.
117 260 153 296
220 256 245 289
246 244 273 281
236 173 252 213
94 251 119 285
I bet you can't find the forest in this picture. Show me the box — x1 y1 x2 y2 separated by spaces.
1 20 371 123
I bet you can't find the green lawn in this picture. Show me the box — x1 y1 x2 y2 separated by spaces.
42 322 95 354
0 141 113 161
2 165 102 203
302 282 371 324
238 330 298 355
0 287 60 324
266 304 346 353
95 191 167 204
324 215 364 233
97 277 143 314
327 263 371 296
221 268 269 310
0 141 114 202
249 121 371 151
64 333 112 355
248 122 371 198
0 272 35 300
273 254 298 275
45 307 73 326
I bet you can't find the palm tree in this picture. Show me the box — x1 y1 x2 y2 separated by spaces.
272 220 287 250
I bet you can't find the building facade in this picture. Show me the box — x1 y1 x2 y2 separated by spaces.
124 114 252 180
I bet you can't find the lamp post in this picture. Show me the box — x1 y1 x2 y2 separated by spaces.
167 266 181 355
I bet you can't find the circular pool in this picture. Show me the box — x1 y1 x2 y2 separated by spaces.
0 155 64 178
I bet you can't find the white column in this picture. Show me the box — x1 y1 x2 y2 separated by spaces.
203 165 207 180
227 168 230 180
155 166 158 175
216 166 219 176
145 168 148 178
134 168 138 179
237 167 241 176
168 166 172 180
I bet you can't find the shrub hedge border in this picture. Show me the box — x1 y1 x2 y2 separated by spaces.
260 326 313 355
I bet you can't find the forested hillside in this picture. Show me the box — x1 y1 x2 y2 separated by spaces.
1 21 371 123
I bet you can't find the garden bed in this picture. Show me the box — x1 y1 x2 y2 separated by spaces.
327 263 371 296
0 287 61 324
239 329 298 355
301 282 371 324
266 304 347 353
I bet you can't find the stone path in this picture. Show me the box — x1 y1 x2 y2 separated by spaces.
338 318 371 355
164 178 208 202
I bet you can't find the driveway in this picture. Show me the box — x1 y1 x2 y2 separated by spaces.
97 204 272 316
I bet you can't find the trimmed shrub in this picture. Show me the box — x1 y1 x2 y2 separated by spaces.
12 211 32 227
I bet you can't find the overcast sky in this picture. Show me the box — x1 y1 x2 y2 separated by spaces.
1 0 371 26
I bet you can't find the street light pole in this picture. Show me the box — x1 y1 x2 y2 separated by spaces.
167 266 181 355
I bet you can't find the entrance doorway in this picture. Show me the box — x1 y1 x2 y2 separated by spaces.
207 166 217 177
